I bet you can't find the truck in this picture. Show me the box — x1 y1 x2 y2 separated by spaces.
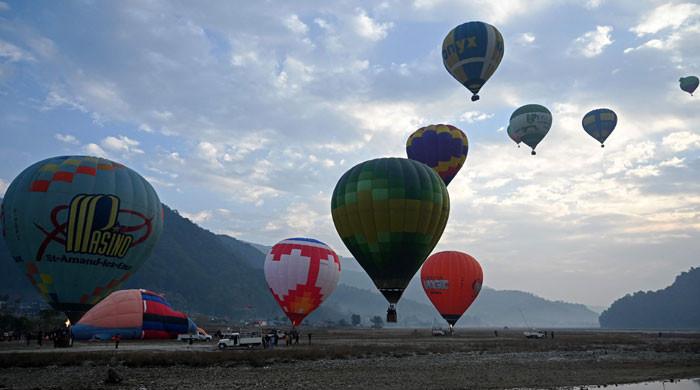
177 327 213 342
217 331 263 349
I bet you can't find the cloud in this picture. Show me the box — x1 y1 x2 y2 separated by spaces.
0 2 9 11
631 2 700 36
352 8 393 41
54 133 80 145
181 210 213 224
569 25 614 58
0 40 35 62
662 131 700 152
284 14 309 35
83 143 109 158
101 135 144 156
0 178 7 196
516 32 536 45
459 111 494 123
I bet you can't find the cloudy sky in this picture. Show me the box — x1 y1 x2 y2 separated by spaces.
1 0 699 307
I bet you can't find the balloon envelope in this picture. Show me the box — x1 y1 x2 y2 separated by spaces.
331 158 450 307
509 104 552 155
406 124 468 186
679 76 699 95
582 108 617 147
442 21 504 101
264 238 341 327
421 251 483 327
507 125 521 146
72 289 196 340
1 156 163 322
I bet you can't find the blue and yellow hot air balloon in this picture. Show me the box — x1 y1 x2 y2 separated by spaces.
679 76 699 96
508 104 552 155
442 21 504 102
582 108 617 148
406 124 468 186
1 156 163 322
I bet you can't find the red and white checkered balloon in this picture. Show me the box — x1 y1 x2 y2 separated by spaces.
264 238 341 326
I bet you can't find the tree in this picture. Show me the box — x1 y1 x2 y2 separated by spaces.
351 314 361 327
337 318 349 327
370 315 383 329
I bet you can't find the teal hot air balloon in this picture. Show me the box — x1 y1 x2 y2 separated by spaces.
508 104 552 155
1 156 163 322
679 76 699 96
442 21 504 102
331 158 450 322
582 108 618 148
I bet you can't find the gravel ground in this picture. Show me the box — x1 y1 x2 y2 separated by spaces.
0 329 699 389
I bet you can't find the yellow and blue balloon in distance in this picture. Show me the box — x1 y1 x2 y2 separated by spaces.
508 104 552 155
679 76 699 96
442 21 504 102
1 156 163 322
406 124 468 186
582 108 617 148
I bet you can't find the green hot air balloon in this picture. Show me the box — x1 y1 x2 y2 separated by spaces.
331 158 450 322
508 104 552 155
1 156 163 322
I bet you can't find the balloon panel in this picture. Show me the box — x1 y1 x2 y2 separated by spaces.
331 158 450 303
264 238 341 326
442 21 504 95
1 156 163 321
421 251 483 326
406 124 468 186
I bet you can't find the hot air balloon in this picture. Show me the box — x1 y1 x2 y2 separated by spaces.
508 104 552 155
331 158 450 322
264 238 341 327
421 251 483 333
679 76 699 96
1 156 163 323
71 289 197 340
442 21 504 102
406 124 468 186
582 108 617 148
507 125 521 148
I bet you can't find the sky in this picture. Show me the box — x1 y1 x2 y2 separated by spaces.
0 0 699 307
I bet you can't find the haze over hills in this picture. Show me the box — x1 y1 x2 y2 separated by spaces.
1 201 599 327
600 267 700 329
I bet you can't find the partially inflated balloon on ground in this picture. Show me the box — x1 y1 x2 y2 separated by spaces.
442 21 504 102
679 76 699 96
264 238 341 327
582 108 617 148
72 289 196 340
331 158 450 322
508 104 552 155
421 251 483 331
1 156 163 322
406 124 468 186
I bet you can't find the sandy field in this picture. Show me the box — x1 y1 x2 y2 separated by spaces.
0 329 699 389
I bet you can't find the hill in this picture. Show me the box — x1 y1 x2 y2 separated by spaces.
599 267 700 329
1 200 597 327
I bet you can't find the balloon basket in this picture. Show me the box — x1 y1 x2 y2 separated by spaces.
531 150 536 156
470 95 480 102
387 305 397 323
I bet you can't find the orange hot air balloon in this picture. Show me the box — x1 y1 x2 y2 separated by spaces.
420 251 483 331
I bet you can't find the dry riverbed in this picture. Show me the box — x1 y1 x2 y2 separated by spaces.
0 329 698 389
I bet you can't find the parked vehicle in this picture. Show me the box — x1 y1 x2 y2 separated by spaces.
523 330 545 339
217 332 263 349
178 330 212 342
431 327 446 336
